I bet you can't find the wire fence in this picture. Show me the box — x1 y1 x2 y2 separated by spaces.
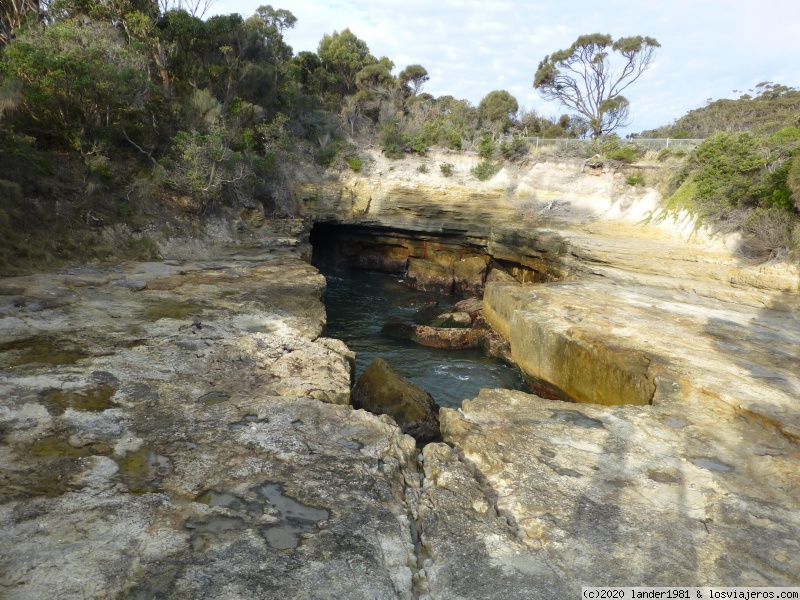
521 137 704 152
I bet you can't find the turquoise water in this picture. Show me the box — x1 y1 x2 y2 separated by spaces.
322 268 527 409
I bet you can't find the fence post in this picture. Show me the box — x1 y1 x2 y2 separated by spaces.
666 138 670 148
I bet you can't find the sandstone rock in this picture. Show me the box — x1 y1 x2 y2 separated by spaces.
0 253 423 599
431 388 800 592
417 442 563 599
483 278 800 436
453 256 488 295
352 357 440 442
405 258 453 294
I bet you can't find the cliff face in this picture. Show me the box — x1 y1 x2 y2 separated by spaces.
289 150 800 590
295 149 798 295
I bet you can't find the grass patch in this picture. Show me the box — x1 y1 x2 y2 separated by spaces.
626 173 646 187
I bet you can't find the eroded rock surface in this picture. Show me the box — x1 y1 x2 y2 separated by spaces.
0 249 422 599
300 149 800 593
429 389 800 594
484 278 800 437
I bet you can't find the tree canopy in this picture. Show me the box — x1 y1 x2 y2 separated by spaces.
534 33 659 137
398 64 428 97
478 90 518 130
317 28 375 94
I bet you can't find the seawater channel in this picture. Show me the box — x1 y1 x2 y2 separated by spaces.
321 267 527 409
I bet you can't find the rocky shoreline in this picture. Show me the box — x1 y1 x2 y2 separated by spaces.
2 154 800 597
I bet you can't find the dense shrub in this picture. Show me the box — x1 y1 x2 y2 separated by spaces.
788 157 800 211
665 130 800 259
477 135 495 159
600 138 645 163
439 162 454 177
471 160 500 181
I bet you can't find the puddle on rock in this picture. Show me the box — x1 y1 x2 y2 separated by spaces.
663 417 689 428
196 490 249 511
335 424 365 450
689 458 734 472
229 414 262 430
0 337 89 367
29 435 97 459
187 516 247 534
5 434 111 499
255 482 329 550
116 448 171 493
41 384 117 415
186 482 329 550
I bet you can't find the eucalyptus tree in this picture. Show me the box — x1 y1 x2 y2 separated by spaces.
398 64 428 97
478 89 519 131
3 18 151 145
317 28 376 94
534 33 659 137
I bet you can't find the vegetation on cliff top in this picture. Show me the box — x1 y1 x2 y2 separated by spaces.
0 2 799 270
0 0 589 274
654 85 800 260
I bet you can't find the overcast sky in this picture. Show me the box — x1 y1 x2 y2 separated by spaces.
211 0 799 135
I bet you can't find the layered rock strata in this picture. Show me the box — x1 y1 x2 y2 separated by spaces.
299 149 800 592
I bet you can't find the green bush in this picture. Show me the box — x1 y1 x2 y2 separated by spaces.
381 122 407 158
689 132 764 209
346 157 362 172
605 144 641 163
416 164 428 174
477 135 495 159
657 147 688 161
626 173 646 187
471 160 500 181
317 137 356 168
439 162 454 177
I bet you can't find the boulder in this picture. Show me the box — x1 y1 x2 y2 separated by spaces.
352 357 440 442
